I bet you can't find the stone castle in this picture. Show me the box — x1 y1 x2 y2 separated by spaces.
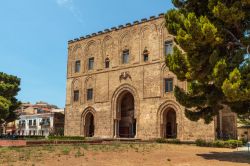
64 13 237 140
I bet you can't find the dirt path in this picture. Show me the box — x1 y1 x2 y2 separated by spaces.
0 144 249 166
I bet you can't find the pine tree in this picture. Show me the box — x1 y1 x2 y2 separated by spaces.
165 0 250 123
0 72 21 130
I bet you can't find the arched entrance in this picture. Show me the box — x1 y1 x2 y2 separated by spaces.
163 109 177 138
115 91 136 138
84 112 94 137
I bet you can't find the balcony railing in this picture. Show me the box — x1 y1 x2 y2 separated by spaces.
28 125 37 128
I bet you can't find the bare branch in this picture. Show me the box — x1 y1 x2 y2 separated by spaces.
223 28 244 47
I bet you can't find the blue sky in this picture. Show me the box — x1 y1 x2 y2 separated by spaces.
0 0 173 108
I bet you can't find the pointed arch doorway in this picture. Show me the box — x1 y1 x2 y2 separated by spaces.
82 108 95 137
114 91 136 138
84 112 94 137
163 109 177 138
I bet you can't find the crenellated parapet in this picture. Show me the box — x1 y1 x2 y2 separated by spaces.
68 13 165 44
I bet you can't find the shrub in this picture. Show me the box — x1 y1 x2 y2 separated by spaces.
195 139 243 148
155 138 167 143
167 139 181 144
155 138 180 144
48 136 85 140
195 139 207 147
23 136 45 140
224 140 243 148
213 140 224 147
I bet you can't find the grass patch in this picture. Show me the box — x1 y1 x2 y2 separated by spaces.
61 146 71 155
42 145 55 152
75 149 84 158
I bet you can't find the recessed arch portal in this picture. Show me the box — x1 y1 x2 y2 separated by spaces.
111 84 140 138
81 107 95 137
85 112 94 137
157 100 183 139
117 91 136 138
163 109 177 138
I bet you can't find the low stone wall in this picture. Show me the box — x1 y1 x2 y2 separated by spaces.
0 140 26 147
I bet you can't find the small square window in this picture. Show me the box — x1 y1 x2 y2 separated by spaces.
75 60 81 73
164 41 173 56
122 50 129 64
73 90 79 102
87 88 93 100
88 57 94 70
165 78 173 92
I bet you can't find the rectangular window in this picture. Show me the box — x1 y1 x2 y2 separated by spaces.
73 90 79 102
105 59 110 68
87 88 93 100
33 120 36 126
122 50 129 64
165 78 173 92
29 120 32 126
164 41 173 56
22 120 25 126
144 54 149 62
88 57 94 70
75 60 81 73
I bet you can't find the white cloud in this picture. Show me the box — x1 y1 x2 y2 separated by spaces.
56 0 84 25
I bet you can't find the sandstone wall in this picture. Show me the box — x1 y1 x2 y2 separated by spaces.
64 15 217 141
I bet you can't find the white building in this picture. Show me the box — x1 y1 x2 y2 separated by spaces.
17 111 64 136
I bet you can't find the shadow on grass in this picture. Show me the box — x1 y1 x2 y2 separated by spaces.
197 151 250 164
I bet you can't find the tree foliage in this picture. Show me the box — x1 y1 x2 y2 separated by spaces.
165 0 250 123
0 72 21 124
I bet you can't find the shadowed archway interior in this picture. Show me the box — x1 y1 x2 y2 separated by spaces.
163 109 177 138
117 91 136 138
85 112 94 137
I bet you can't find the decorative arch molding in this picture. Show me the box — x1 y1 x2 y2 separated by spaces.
102 35 114 63
111 83 140 137
69 43 82 60
119 31 131 50
84 76 94 85
84 40 97 54
103 35 113 44
80 106 96 136
161 63 168 71
119 31 130 44
72 78 80 89
156 100 183 139
140 24 159 61
140 23 158 36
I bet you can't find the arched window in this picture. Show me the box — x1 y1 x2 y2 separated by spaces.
74 60 81 73
122 50 129 64
164 40 173 56
143 49 149 62
105 58 110 68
